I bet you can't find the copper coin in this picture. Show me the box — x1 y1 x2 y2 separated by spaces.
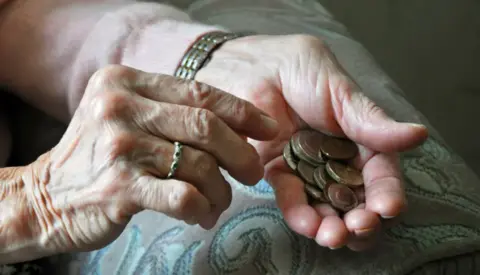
320 136 358 160
297 160 316 186
326 160 364 187
327 183 358 212
312 165 329 189
290 130 326 166
305 185 328 202
283 142 297 171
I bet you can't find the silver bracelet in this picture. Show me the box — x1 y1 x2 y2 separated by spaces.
174 31 254 80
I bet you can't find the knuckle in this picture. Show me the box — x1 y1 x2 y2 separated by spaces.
87 65 132 92
228 98 252 125
90 92 130 121
104 132 136 161
186 80 215 107
350 90 386 121
168 184 197 219
364 103 386 121
187 108 218 144
291 34 326 50
192 151 218 178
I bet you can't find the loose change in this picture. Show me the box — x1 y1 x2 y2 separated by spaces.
283 130 365 213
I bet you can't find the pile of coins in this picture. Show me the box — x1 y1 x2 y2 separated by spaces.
283 130 364 213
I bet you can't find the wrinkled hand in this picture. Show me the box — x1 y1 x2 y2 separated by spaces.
24 65 278 253
196 34 428 250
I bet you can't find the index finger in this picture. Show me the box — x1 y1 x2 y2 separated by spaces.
123 67 280 141
266 156 350 248
265 156 321 237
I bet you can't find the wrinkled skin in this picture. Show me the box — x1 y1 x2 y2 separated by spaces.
196 34 428 250
14 66 279 255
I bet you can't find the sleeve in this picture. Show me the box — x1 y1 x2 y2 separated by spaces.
0 0 225 121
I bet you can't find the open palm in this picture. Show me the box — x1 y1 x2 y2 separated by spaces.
196 34 428 250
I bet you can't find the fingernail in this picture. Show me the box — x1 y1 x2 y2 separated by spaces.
382 215 395 219
184 217 197 226
407 123 426 129
354 228 376 238
260 115 279 130
329 246 342 250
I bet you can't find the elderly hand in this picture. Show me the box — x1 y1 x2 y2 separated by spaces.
21 65 279 254
196 34 429 250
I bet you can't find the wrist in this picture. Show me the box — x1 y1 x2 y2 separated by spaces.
0 155 56 264
68 3 227 117
0 165 40 264
121 19 227 76
194 35 260 90
174 31 254 80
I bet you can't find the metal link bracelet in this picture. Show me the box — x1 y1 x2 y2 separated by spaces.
174 31 254 80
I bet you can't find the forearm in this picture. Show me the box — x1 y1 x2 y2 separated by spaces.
0 93 50 264
0 108 54 265
0 0 224 122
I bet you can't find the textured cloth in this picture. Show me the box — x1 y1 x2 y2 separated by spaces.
2 0 480 274
0 0 223 120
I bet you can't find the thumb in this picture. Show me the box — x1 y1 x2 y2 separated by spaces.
331 84 428 153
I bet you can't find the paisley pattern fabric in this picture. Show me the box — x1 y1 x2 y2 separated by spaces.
74 137 480 275
3 0 480 274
